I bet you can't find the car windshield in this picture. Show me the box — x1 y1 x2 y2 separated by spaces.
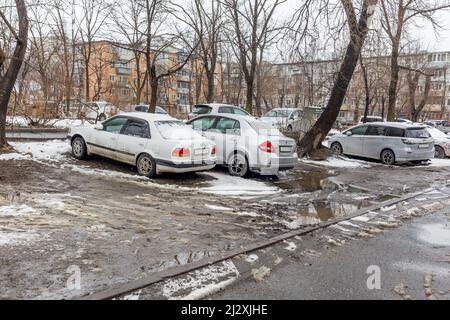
406 127 431 139
428 127 449 139
155 121 202 140
249 121 283 136
279 109 295 117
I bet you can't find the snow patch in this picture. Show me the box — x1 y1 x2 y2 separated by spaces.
245 254 259 264
161 260 239 300
205 204 233 211
8 140 71 162
284 241 297 252
303 157 373 168
0 204 39 217
200 172 280 198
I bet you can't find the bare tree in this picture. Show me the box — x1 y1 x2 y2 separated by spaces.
76 0 111 102
143 0 199 113
296 0 379 157
0 0 28 149
110 0 148 104
172 0 223 103
380 0 450 121
222 0 286 114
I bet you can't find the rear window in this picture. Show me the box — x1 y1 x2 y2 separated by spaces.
193 106 212 115
249 121 282 136
233 108 250 116
387 127 405 137
218 106 234 114
155 121 202 140
406 128 431 139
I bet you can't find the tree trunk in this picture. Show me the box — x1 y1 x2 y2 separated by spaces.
206 71 215 103
245 79 253 114
387 44 399 121
0 0 28 148
149 80 158 113
297 0 377 157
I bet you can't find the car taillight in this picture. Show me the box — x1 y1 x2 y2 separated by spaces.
259 141 275 153
402 139 415 145
211 145 218 155
172 148 191 157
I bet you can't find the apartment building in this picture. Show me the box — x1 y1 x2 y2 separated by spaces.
74 41 222 113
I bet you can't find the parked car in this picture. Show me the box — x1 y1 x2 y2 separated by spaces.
69 113 217 178
426 126 450 158
187 104 252 120
82 101 120 122
187 114 298 176
395 118 413 124
260 108 297 129
129 104 169 115
286 108 303 132
329 123 435 165
359 116 383 123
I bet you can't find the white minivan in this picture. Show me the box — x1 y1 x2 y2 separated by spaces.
329 123 435 165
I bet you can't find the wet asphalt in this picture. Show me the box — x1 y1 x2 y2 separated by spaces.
212 208 450 300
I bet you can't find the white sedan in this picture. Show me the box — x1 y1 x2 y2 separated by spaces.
187 114 298 176
68 113 217 178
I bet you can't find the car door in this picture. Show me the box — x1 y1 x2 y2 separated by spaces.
343 125 369 156
91 116 128 160
209 117 241 164
115 118 151 165
363 125 388 159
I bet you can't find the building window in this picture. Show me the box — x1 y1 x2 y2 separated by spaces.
110 75 115 82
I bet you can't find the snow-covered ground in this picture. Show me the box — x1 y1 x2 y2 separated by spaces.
303 156 374 169
0 140 71 162
6 116 85 129
200 172 280 197
304 156 450 169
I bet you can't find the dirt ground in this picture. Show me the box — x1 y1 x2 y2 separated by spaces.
0 149 449 299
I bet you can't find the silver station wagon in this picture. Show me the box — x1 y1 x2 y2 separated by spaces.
329 123 435 165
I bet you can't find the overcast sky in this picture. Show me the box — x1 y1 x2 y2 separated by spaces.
278 0 450 52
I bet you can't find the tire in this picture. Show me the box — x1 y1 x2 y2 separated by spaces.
71 137 87 160
330 142 343 155
381 149 396 165
97 114 106 122
228 152 249 177
287 125 293 132
136 153 157 178
435 146 446 159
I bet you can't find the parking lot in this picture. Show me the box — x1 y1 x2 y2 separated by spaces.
0 140 449 299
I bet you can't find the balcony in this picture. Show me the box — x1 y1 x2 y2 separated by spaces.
115 67 132 75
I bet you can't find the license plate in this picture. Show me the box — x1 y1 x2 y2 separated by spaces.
280 146 292 153
419 144 429 149
195 149 208 156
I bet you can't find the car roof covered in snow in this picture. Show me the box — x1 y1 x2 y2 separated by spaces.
118 112 176 122
360 122 427 129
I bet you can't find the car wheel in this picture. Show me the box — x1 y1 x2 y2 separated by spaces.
137 153 157 178
381 149 396 165
72 137 87 160
435 146 445 159
330 142 343 154
98 114 106 122
287 125 293 132
228 153 249 177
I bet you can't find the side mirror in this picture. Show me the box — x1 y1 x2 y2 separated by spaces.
346 131 353 137
93 123 103 130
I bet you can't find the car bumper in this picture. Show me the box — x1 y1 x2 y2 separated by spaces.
250 154 298 175
156 159 216 174
396 149 435 162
